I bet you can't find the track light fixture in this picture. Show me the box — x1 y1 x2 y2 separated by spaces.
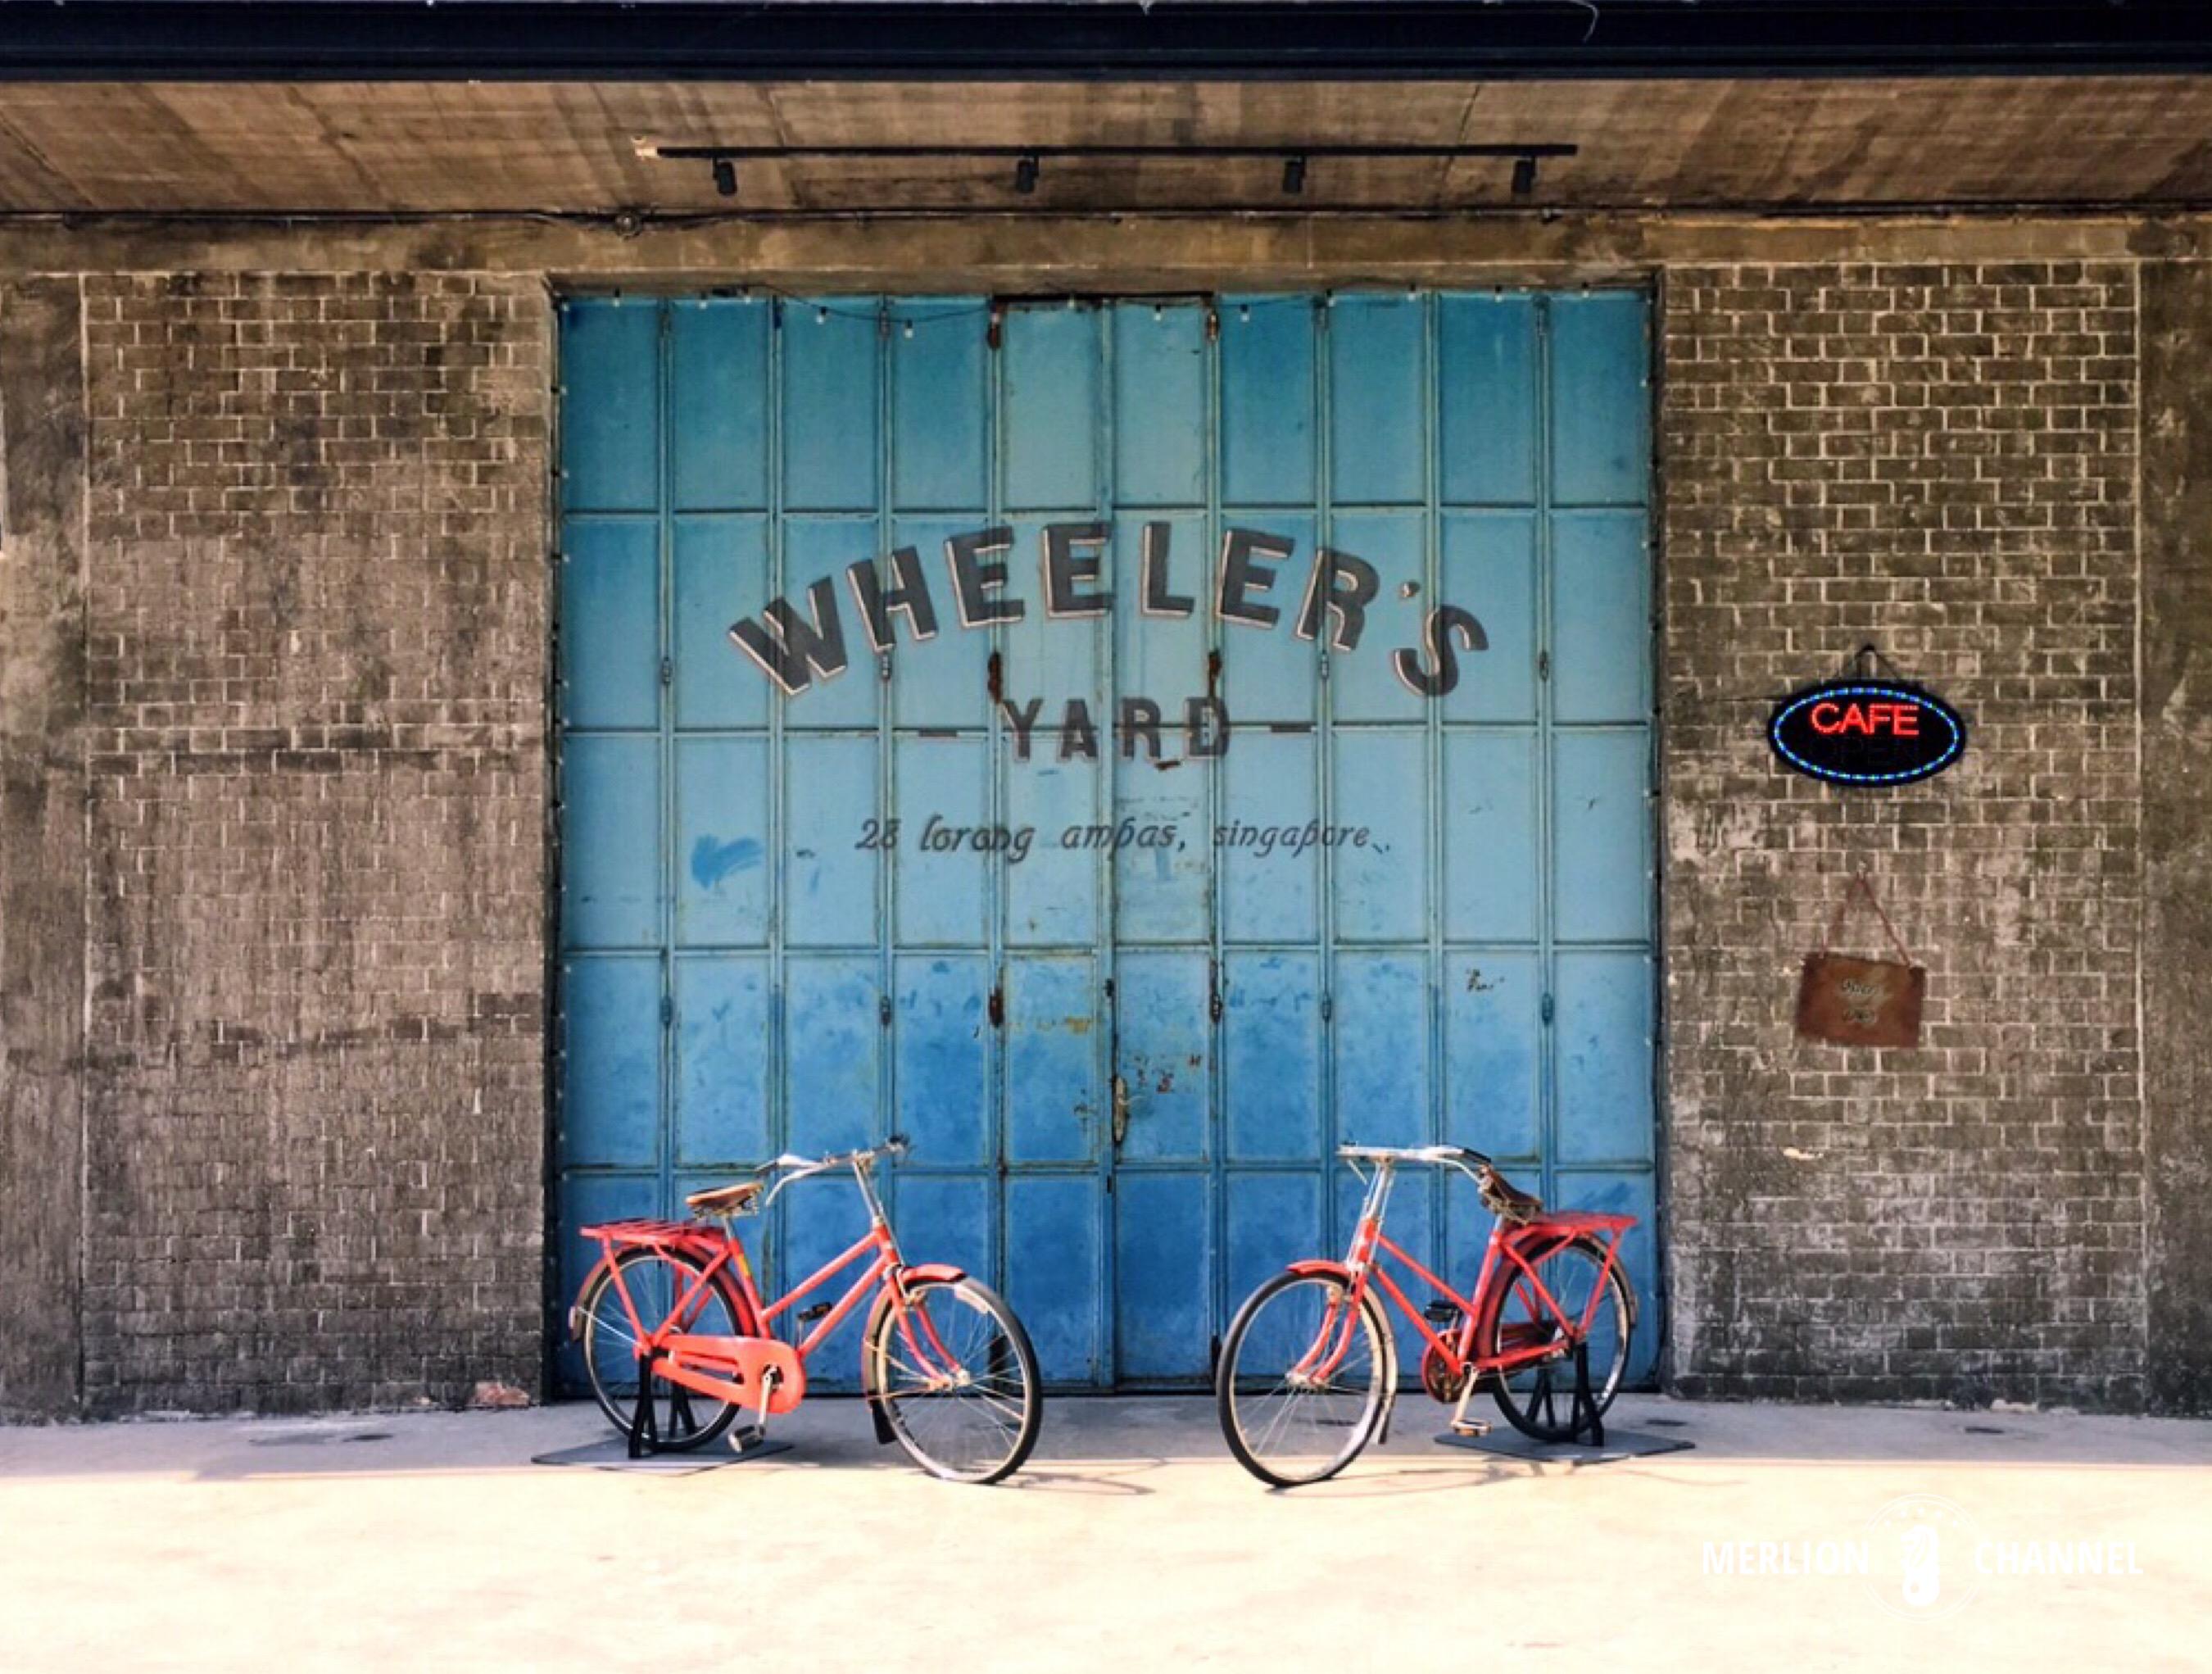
650 142 1574 204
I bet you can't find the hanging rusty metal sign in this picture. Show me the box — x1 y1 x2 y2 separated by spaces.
1768 679 1965 788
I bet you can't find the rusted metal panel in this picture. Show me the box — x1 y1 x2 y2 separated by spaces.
555 288 1656 1391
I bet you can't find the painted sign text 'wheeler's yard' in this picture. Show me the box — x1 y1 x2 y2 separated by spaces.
728 523 1489 759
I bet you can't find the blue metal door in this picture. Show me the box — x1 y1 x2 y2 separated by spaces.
554 290 1657 1391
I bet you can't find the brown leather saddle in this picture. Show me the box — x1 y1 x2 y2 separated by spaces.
684 1179 764 1216
1477 1164 1544 1224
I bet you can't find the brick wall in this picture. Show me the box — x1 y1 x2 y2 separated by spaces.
76 274 551 1413
1661 262 2145 1408
0 279 89 1420
3 247 2203 1418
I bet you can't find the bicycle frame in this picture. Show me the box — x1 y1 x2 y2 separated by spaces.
1294 1157 1630 1389
584 1153 969 1418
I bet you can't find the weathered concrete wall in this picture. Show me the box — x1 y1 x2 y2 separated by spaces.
3 220 2207 1417
75 274 552 1413
2141 263 2212 1415
1661 262 2146 1408
0 279 88 1420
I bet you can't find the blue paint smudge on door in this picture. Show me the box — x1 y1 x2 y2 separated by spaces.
690 834 764 891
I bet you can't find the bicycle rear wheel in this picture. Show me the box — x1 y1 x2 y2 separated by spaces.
865 1276 1041 1485
1485 1237 1633 1442
575 1247 747 1451
1216 1271 1392 1487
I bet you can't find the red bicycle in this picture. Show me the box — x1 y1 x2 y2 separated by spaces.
570 1137 1042 1485
1216 1143 1637 1487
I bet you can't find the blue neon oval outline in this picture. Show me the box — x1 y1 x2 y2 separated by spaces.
1767 681 1966 787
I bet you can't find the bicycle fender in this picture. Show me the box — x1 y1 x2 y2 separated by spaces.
1523 1228 1639 1328
895 1262 967 1287
1473 1232 1634 1344
569 1256 614 1341
860 1265 967 1446
1282 1261 1397 1441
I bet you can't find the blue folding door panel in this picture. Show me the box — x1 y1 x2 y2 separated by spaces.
555 291 1657 1391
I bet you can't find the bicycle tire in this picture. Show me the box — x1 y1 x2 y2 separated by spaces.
864 1275 1041 1485
575 1247 748 1451
1483 1236 1634 1443
1216 1269 1394 1488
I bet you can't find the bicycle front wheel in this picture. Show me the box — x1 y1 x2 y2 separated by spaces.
575 1247 746 1451
1216 1270 1392 1488
865 1276 1041 1485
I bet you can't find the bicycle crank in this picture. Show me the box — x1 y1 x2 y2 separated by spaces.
1446 1371 1493 1439
1420 1341 1471 1404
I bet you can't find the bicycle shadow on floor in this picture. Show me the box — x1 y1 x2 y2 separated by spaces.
1268 1459 1521 1499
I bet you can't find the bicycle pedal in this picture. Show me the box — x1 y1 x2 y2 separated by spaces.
1449 1418 1493 1438
730 1424 768 1453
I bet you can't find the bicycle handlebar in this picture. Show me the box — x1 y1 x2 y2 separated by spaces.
1337 1142 1494 1170
764 1133 911 1178
745 1135 910 1216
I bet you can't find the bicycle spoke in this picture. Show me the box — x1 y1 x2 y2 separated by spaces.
1219 1276 1386 1486
578 1249 747 1452
1489 1240 1631 1442
872 1281 1037 1483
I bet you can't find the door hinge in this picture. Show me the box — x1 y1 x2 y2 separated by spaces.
880 992 894 1028
1209 962 1223 1023
1538 650 1551 682
989 982 1005 1028
1321 993 1334 1023
660 994 674 1028
987 649 1004 704
660 656 673 687
1541 992 1555 1026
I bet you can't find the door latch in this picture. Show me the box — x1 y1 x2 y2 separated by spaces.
1112 1074 1131 1149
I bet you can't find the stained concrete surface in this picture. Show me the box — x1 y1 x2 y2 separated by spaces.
1 1395 2206 1672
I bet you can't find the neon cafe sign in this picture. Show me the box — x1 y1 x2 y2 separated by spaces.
1768 678 1966 787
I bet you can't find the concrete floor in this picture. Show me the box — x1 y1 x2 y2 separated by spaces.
1 1395 2206 1672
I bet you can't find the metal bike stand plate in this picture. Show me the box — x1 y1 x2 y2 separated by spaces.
1432 1427 1695 1464
533 1351 798 1472
532 1434 794 1474
1436 1341 1694 1463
